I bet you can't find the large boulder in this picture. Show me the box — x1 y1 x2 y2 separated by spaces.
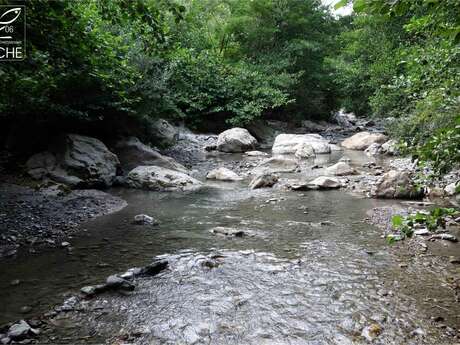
341 131 388 150
206 167 242 181
114 137 187 173
372 170 423 199
150 118 179 147
249 172 279 189
272 134 331 155
26 134 119 188
246 119 277 145
216 128 257 153
257 157 299 173
325 162 356 176
126 166 202 192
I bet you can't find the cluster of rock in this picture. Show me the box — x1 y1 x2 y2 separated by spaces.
26 129 202 192
80 260 168 298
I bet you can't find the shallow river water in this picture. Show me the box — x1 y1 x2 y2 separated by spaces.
1 150 459 344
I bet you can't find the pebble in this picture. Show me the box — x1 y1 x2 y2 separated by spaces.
20 306 32 314
10 279 20 286
449 256 460 264
361 323 382 341
414 229 430 236
133 214 158 225
429 234 458 242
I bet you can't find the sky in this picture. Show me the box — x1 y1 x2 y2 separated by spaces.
321 0 353 17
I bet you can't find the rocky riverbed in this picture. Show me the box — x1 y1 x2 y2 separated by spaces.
0 117 459 345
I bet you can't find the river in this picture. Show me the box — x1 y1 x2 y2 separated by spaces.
1 147 459 344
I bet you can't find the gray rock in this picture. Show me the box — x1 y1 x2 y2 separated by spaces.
8 320 33 339
249 173 279 189
341 131 388 150
26 134 119 188
257 157 299 173
333 110 356 127
216 128 257 153
414 228 430 236
150 118 179 147
445 181 459 196
308 176 342 189
294 142 315 159
381 139 399 155
114 137 187 173
106 275 135 291
429 233 458 242
324 162 356 176
210 227 249 237
372 170 423 199
206 167 242 181
126 166 202 192
0 336 11 345
272 134 331 154
133 214 158 225
364 143 382 156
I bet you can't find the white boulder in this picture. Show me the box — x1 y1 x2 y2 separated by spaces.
341 131 388 150
126 166 202 192
272 134 331 155
216 128 257 153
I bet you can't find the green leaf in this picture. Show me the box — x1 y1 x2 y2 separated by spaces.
391 215 403 229
334 0 349 10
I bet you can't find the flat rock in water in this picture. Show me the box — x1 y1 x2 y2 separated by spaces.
256 157 299 173
210 227 251 237
206 167 242 181
133 214 158 225
308 176 342 189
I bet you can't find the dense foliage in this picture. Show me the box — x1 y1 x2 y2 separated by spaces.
1 0 459 172
335 0 460 173
0 0 340 137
